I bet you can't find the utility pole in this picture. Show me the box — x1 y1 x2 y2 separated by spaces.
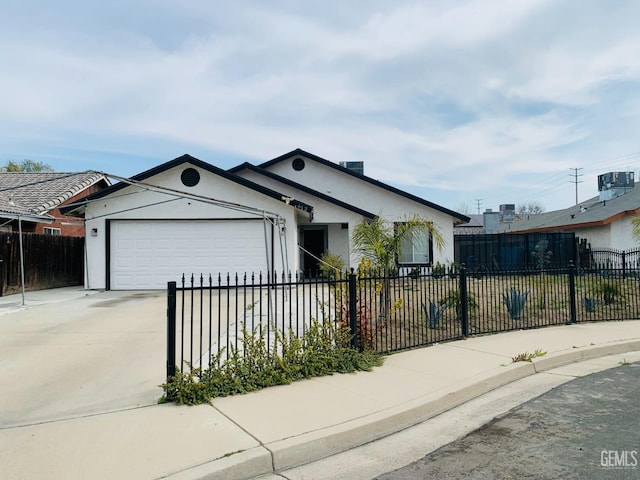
474 199 482 215
569 168 583 205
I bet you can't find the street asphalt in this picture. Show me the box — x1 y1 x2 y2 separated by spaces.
376 361 640 480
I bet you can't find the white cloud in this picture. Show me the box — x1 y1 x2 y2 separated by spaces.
1 0 640 211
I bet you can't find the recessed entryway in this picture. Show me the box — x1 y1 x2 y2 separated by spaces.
300 226 327 277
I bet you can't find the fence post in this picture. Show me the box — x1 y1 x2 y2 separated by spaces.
568 261 577 324
167 281 177 381
622 250 627 278
459 264 469 337
348 268 360 350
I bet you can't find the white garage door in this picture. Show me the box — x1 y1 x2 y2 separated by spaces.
110 220 269 289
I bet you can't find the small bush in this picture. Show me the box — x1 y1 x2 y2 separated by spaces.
442 289 477 321
591 280 623 305
319 251 346 280
161 320 384 405
431 262 446 278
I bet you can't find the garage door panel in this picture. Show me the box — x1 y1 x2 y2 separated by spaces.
110 220 269 290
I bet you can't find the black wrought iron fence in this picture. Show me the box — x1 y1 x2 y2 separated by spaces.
580 248 640 275
166 264 640 381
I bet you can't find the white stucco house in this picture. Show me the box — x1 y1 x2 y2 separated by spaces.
76 149 468 290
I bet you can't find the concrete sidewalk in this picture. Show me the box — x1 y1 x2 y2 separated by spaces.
1 318 639 480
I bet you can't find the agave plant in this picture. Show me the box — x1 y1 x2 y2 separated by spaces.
581 296 597 313
422 301 447 328
503 287 529 320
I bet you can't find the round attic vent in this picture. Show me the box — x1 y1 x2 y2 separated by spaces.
181 168 200 187
292 158 305 171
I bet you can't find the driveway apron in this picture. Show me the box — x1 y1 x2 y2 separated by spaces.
0 291 166 428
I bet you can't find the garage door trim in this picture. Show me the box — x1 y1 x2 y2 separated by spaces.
105 218 274 290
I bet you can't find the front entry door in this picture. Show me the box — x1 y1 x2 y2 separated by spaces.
301 227 327 277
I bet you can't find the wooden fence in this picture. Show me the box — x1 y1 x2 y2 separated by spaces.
0 232 84 296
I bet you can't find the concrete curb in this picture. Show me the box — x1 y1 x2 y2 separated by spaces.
531 338 640 372
166 337 640 480
164 447 273 480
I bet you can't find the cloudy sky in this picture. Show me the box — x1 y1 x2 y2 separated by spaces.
2 0 640 213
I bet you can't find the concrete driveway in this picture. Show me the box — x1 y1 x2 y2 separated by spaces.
0 289 167 428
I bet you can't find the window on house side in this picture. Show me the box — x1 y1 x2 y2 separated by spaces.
396 225 432 266
44 227 61 235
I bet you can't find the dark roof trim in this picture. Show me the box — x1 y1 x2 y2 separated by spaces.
229 162 378 220
258 148 469 223
82 154 314 215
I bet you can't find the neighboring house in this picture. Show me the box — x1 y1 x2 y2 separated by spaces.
75 150 468 290
454 214 485 235
0 172 109 236
502 172 639 251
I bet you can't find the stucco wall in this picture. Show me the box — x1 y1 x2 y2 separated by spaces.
263 156 458 265
577 225 611 250
610 216 638 250
576 217 638 251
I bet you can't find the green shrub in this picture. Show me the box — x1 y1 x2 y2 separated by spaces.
442 289 477 321
319 251 346 280
161 320 384 405
592 280 623 305
431 262 446 278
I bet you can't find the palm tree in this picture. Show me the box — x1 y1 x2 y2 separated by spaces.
352 214 445 321
633 216 640 243
352 214 444 271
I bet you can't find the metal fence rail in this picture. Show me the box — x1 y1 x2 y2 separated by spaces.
582 248 640 275
166 264 640 380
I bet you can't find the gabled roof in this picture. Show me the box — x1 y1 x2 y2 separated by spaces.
504 187 640 233
0 172 106 218
229 162 378 220
257 149 469 223
82 154 314 215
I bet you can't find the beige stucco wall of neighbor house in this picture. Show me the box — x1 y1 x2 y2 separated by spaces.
610 216 638 250
263 156 458 266
576 225 611 250
84 163 300 289
577 217 638 251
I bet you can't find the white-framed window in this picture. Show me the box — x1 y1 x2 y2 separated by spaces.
44 227 62 235
397 226 432 265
